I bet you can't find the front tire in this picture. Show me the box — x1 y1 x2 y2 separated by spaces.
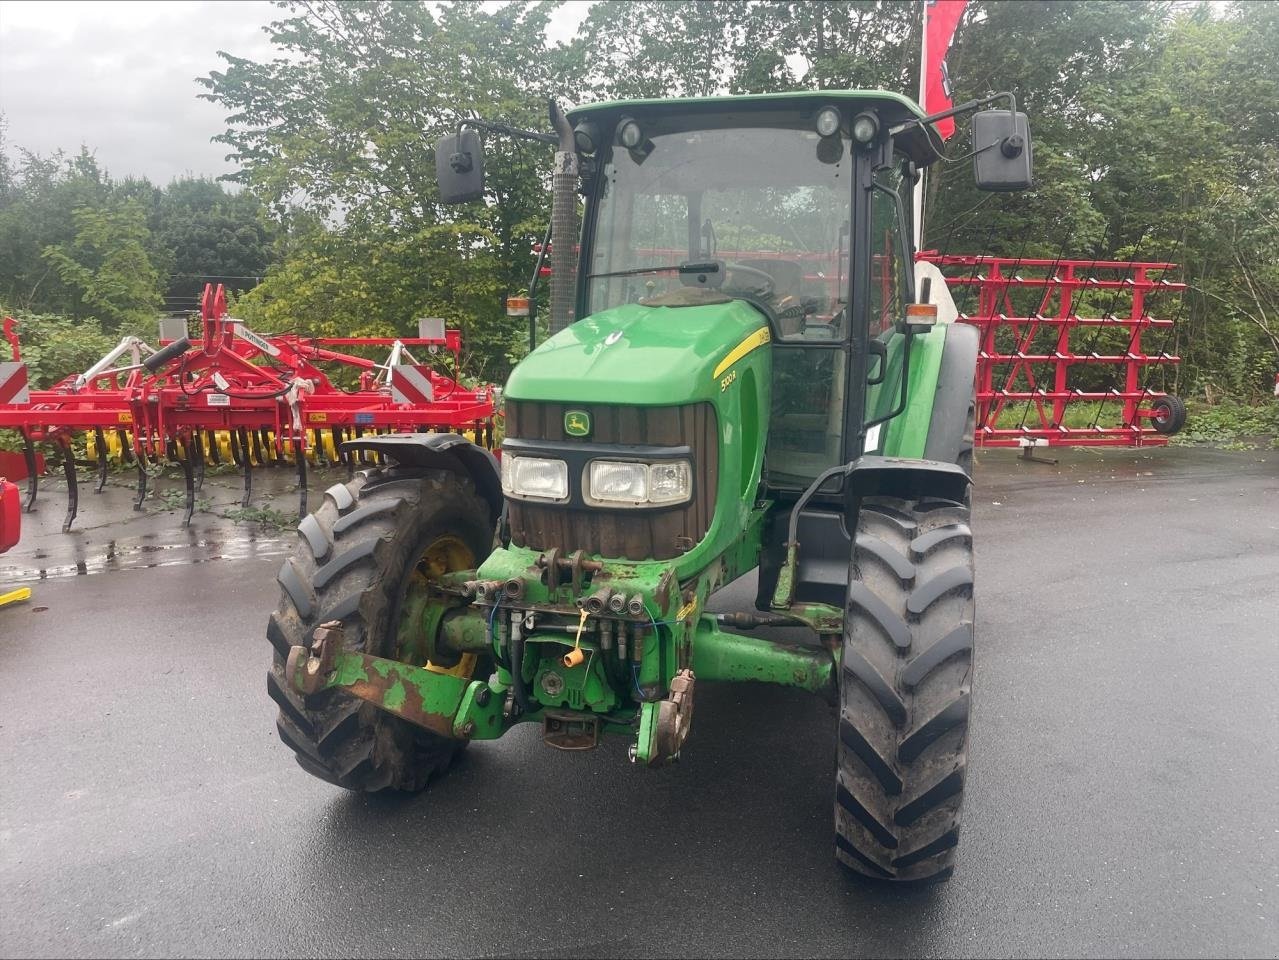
835 495 975 882
267 467 495 792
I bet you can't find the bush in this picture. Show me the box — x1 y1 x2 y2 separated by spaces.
0 309 127 388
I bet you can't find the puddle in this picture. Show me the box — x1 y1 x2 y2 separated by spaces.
0 466 313 584
2 535 292 583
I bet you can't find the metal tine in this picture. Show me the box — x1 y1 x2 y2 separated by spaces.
94 426 109 493
229 427 243 467
22 432 38 511
192 432 206 493
250 428 265 469
57 435 78 533
330 427 345 473
206 429 221 467
238 427 253 507
116 428 134 464
296 443 308 520
177 434 196 527
311 428 327 467
133 442 148 511
260 428 280 467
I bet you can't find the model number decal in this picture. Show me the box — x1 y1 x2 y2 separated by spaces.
720 370 737 392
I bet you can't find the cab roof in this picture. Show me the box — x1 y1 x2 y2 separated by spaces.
567 89 943 167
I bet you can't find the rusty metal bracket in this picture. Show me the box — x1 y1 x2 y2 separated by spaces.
288 627 507 741
649 668 695 765
285 620 342 696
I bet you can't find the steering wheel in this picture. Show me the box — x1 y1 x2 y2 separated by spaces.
722 262 776 299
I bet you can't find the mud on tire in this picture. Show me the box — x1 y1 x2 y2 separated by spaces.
266 467 495 792
835 495 975 881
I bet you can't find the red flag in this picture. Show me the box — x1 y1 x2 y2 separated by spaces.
923 0 967 140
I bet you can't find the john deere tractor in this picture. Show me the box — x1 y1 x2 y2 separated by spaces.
268 90 1033 882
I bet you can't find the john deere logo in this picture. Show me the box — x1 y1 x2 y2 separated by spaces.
565 410 591 437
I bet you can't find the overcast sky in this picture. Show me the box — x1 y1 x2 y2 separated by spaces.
0 0 592 184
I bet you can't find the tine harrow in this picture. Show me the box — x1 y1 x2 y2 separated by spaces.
0 285 499 531
918 254 1185 450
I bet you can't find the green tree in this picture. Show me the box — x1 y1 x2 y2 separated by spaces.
155 177 274 309
41 199 162 329
200 0 572 379
0 147 111 313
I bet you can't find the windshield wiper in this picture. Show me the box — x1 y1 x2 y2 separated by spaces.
586 262 722 281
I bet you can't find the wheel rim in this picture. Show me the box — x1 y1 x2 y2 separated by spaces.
400 534 478 676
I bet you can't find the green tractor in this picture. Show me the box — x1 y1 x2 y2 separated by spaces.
268 89 1033 882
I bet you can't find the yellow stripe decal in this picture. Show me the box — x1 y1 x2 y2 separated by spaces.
712 326 771 380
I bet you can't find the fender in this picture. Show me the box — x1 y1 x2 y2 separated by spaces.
758 453 971 610
922 322 979 469
340 433 503 525
844 454 971 505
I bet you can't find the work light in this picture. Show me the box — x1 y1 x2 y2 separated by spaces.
573 120 600 154
815 105 841 138
617 117 644 150
851 111 879 145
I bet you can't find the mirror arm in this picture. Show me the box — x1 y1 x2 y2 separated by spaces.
457 118 559 146
914 91 1017 129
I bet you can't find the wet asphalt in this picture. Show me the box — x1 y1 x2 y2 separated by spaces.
0 445 1276 959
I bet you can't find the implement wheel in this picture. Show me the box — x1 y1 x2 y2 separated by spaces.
835 495 975 882
267 467 495 792
1149 395 1187 435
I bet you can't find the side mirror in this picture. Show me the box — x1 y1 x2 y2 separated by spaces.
972 110 1033 192
435 129 485 203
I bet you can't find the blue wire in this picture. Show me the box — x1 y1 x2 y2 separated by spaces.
636 605 687 701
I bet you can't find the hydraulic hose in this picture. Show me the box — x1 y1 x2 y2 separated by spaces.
509 611 534 715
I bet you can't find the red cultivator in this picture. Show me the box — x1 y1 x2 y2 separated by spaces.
0 285 498 530
921 254 1186 451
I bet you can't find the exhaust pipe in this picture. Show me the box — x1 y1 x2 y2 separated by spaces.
548 100 578 336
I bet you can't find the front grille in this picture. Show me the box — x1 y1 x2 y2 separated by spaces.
504 401 718 561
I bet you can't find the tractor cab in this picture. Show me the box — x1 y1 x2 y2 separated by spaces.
441 91 1030 490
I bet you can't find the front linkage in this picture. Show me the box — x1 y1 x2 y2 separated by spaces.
285 541 838 766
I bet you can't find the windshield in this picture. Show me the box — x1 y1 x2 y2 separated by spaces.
587 119 852 341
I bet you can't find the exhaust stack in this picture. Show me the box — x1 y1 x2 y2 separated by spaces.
548 100 578 336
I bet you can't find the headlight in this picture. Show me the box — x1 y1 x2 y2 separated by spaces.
502 456 568 501
648 461 692 504
587 460 691 506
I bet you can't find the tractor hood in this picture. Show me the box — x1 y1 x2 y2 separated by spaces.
504 299 770 406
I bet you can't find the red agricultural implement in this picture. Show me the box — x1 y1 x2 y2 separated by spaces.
0 284 498 531
0 476 30 607
921 253 1186 453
